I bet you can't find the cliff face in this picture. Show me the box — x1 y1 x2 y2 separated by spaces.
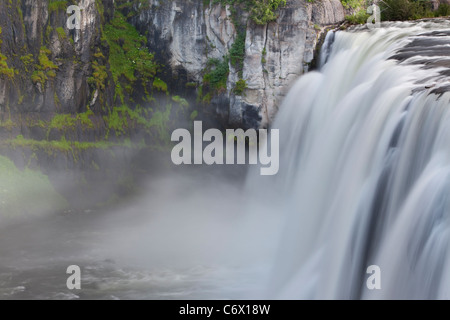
0 0 115 114
131 0 345 128
0 0 344 209
0 0 344 130
241 0 345 128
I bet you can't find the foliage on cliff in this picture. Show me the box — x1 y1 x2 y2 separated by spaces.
380 0 450 21
103 11 159 103
213 0 286 25
0 27 14 79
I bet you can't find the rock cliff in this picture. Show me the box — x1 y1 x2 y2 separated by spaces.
0 0 345 130
131 0 345 128
0 0 345 207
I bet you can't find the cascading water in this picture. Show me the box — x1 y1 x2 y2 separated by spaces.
265 20 450 299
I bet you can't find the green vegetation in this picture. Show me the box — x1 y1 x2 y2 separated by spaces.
103 11 158 102
48 0 68 13
31 47 58 87
190 110 198 121
229 31 246 77
203 58 229 92
148 104 172 143
340 0 364 9
215 0 287 25
0 155 67 217
380 0 450 21
55 27 67 41
436 3 450 16
199 57 229 102
115 0 151 18
88 51 109 104
172 95 189 107
153 77 168 93
345 9 370 24
0 27 15 79
46 111 95 138
344 0 450 23
234 78 247 95
20 54 34 72
250 0 287 24
102 104 173 142
5 134 143 157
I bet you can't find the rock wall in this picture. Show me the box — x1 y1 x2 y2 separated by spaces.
0 0 115 114
0 0 345 129
131 0 345 128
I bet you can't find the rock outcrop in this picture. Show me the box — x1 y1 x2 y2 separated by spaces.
131 0 345 128
0 0 115 114
0 0 345 130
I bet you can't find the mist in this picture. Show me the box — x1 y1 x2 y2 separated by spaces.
0 156 284 299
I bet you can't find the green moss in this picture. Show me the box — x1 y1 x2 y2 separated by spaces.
46 112 94 138
45 25 53 41
31 47 58 87
0 54 14 78
186 82 198 88
49 114 76 131
76 110 94 128
0 27 15 79
54 92 61 107
202 92 212 103
148 104 172 143
153 77 168 93
103 105 149 138
55 27 67 41
38 47 58 70
0 118 16 130
172 95 189 107
88 61 108 91
104 107 129 136
48 0 68 13
4 135 145 161
18 94 25 105
190 110 198 121
20 54 34 72
103 11 158 102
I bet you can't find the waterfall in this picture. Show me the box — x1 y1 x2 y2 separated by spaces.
265 20 450 299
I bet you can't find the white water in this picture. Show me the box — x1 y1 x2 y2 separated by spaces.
265 20 450 299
